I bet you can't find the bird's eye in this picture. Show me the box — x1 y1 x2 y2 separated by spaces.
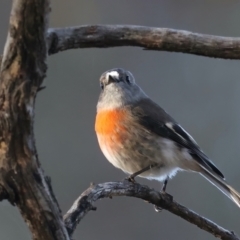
100 83 104 90
126 75 130 84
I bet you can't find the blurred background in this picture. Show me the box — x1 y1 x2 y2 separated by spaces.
1 0 240 239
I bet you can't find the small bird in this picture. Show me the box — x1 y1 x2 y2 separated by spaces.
95 68 240 208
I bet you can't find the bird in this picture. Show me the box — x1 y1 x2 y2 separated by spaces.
95 68 240 208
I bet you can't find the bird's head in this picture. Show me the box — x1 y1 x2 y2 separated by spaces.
97 68 147 110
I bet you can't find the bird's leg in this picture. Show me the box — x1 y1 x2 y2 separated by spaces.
161 177 169 192
154 176 169 212
126 163 159 183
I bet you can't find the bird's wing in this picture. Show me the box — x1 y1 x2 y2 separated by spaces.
131 98 224 179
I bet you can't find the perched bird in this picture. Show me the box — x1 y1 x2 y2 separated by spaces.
95 68 240 208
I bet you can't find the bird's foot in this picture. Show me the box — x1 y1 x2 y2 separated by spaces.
125 176 136 183
154 205 163 212
154 187 169 212
154 190 166 212
154 190 173 212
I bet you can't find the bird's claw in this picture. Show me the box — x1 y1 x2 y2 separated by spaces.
154 205 163 212
153 189 170 212
125 176 136 183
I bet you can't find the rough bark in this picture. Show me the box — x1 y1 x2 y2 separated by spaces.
47 25 240 59
64 181 239 240
0 1 69 239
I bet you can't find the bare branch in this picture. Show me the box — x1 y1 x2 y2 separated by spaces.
0 1 69 239
64 181 239 240
47 25 240 59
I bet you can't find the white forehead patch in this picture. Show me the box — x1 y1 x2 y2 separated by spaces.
106 71 119 79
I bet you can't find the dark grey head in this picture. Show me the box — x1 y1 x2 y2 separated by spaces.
97 68 147 110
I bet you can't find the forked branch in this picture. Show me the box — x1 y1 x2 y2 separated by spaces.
64 181 239 240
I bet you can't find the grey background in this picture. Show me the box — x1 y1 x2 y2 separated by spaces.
1 0 240 239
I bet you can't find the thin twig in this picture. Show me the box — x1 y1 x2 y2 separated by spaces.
47 25 240 59
64 181 239 240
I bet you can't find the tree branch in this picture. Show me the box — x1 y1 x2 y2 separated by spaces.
64 181 239 240
47 25 240 59
0 1 69 239
2 24 240 64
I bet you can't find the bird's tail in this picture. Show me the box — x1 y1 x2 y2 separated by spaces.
200 167 240 208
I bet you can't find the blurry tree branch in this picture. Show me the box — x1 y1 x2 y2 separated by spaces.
0 0 69 240
64 181 239 240
47 25 240 59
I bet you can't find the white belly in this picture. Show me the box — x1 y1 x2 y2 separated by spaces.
97 133 196 182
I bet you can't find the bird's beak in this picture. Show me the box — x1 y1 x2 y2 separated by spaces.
107 74 117 84
106 72 119 85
